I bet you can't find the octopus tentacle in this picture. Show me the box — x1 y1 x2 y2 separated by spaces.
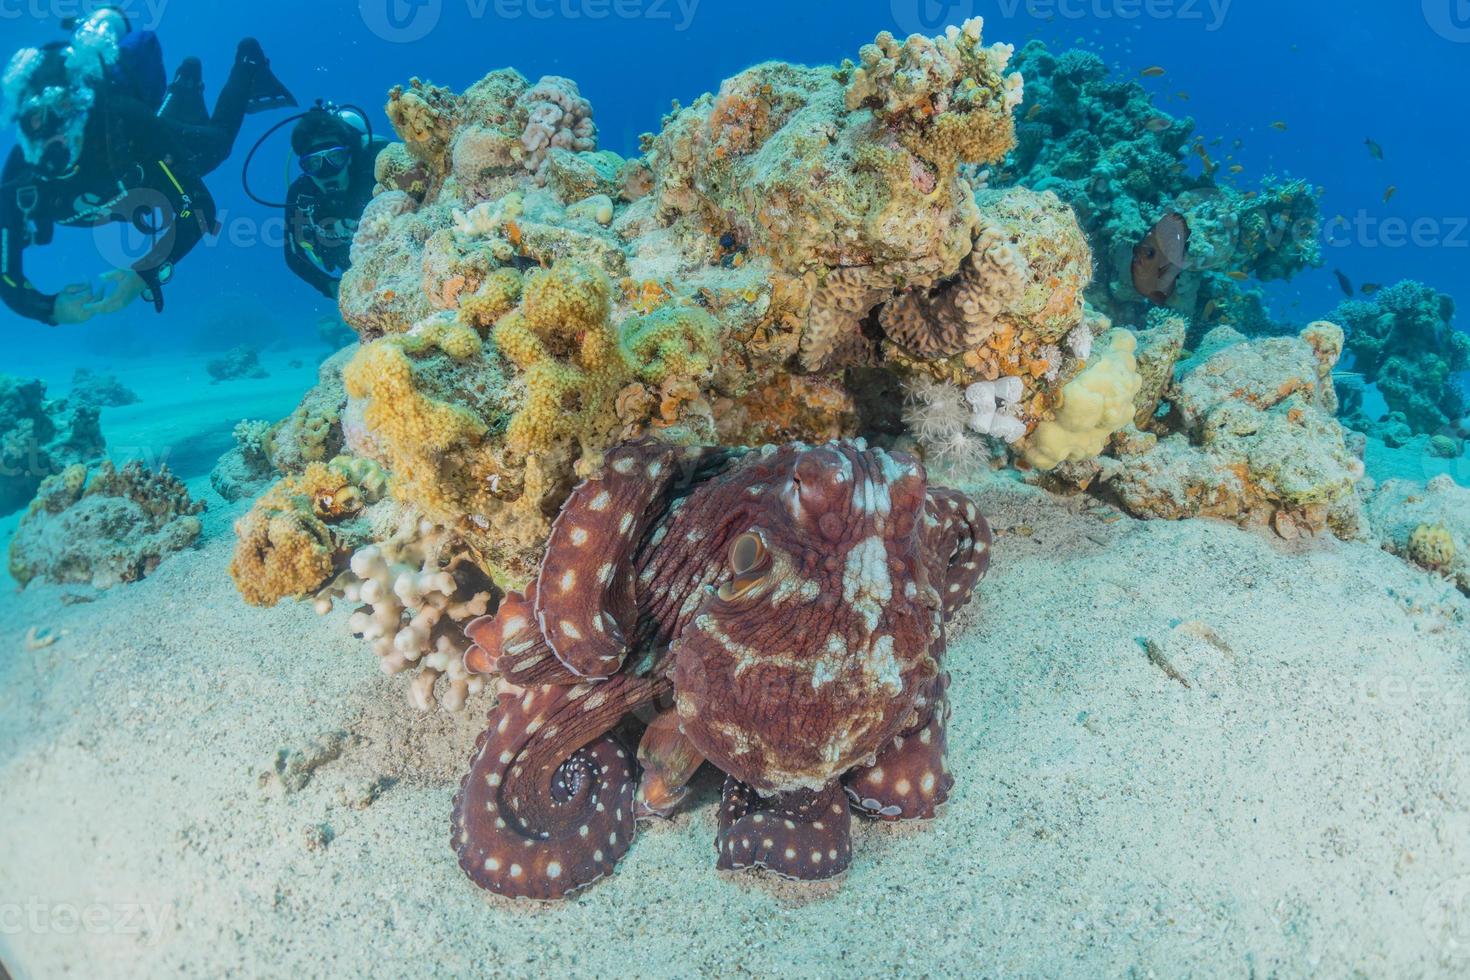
534 443 688 679
843 672 954 820
452 674 669 899
924 489 993 620
634 706 705 819
463 584 559 680
716 778 852 881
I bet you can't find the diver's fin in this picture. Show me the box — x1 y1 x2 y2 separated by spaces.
158 56 209 126
235 38 297 114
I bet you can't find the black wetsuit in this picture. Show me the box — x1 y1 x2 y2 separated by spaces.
0 45 266 324
284 135 387 299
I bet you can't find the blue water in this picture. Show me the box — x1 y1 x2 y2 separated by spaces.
1 0 1466 369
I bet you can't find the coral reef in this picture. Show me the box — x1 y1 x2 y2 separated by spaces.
207 345 269 383
886 187 1097 453
321 18 1045 586
453 440 992 898
1366 475 1469 595
69 368 139 408
1045 322 1366 539
0 374 105 515
1332 281 1468 435
9 461 203 588
1003 42 1322 337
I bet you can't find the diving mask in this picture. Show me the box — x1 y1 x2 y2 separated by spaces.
299 145 351 177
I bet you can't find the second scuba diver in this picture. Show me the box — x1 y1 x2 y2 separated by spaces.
280 105 387 300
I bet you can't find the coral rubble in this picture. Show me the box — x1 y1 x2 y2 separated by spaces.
210 420 277 503
8 461 203 588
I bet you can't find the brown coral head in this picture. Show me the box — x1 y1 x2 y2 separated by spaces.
669 442 942 795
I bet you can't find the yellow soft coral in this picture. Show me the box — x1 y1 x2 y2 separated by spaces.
459 268 524 331
345 338 487 455
227 481 336 605
229 457 389 607
494 261 632 459
1024 329 1143 470
623 303 721 386
342 329 497 537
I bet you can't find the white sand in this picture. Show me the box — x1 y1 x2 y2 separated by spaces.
3 455 1469 976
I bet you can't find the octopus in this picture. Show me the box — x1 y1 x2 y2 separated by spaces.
452 439 993 899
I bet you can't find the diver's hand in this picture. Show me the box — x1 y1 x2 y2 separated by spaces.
51 283 100 325
83 270 148 316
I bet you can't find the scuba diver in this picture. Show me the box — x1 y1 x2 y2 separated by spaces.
278 105 388 299
0 8 296 326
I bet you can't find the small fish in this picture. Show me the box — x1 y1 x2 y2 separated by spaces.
1232 138 1245 150
1333 269 1354 297
1175 91 1191 101
1141 66 1166 77
1025 103 1043 121
1229 164 1244 174
1383 185 1397 204
1203 299 1219 320
1131 212 1191 305
1271 121 1289 131
1144 116 1172 133
1364 138 1384 160
1227 270 1250 282
1360 282 1382 296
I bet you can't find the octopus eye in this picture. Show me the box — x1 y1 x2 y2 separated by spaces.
718 532 771 601
730 532 766 575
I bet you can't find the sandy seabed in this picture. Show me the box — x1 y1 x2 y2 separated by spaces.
2 360 1470 978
